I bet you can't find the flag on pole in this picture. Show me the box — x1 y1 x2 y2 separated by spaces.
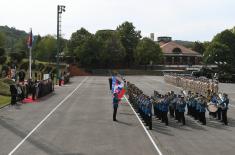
27 28 33 48
112 76 126 99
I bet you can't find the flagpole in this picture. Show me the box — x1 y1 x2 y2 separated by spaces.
29 47 32 79
28 28 32 79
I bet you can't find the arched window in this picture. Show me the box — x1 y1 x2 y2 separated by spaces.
172 48 182 54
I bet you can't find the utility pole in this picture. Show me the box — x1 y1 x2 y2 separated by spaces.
56 5 66 84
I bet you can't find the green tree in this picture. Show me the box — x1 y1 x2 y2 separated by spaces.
68 28 92 57
0 32 5 47
204 42 232 72
13 37 28 58
192 41 205 54
35 35 57 62
212 30 235 65
9 51 24 64
116 21 141 67
76 35 101 67
95 30 126 68
134 38 163 66
0 48 7 64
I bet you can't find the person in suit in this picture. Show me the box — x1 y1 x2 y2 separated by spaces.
10 84 17 105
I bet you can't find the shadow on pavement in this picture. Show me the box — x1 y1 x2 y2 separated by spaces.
115 120 133 126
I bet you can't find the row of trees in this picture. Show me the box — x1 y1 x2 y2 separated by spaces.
192 29 235 73
1 22 235 72
66 22 163 68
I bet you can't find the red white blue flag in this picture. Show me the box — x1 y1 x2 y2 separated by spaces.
112 76 126 99
27 28 33 48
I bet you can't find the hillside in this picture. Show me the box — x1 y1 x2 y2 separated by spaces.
0 25 28 50
173 40 194 48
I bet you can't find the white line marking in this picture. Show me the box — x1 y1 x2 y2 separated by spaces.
8 77 89 155
124 95 163 155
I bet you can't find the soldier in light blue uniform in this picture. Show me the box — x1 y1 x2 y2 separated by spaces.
199 97 206 125
191 94 198 120
161 94 169 126
175 95 181 122
220 93 229 125
178 96 186 125
186 91 192 115
146 97 153 129
195 96 202 120
210 93 218 118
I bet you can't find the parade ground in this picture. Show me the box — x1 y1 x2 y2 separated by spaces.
0 76 235 155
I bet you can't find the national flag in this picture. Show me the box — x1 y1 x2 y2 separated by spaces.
111 76 116 93
113 79 126 99
118 88 126 99
27 28 33 48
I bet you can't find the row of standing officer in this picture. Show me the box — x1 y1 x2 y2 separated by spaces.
186 92 207 125
153 91 187 126
128 82 152 130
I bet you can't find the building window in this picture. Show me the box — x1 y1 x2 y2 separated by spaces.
172 48 182 54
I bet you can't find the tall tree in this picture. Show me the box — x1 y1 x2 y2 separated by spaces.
68 28 92 57
204 42 232 72
192 41 205 54
13 37 28 58
134 38 163 66
0 48 7 64
35 35 57 62
212 30 235 66
95 30 126 68
116 22 141 67
76 35 101 67
0 32 5 47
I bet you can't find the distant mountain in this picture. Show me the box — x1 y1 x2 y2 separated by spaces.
0 25 28 50
173 40 194 48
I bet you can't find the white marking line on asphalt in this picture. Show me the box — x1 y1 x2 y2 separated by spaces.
8 77 89 155
124 95 163 155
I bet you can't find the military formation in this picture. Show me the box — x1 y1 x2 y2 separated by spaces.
164 74 219 97
127 74 230 127
127 82 153 129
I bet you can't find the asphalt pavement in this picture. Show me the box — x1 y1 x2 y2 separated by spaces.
125 76 235 155
1 76 235 155
0 76 157 155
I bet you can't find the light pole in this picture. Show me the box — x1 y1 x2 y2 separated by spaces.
56 5 65 84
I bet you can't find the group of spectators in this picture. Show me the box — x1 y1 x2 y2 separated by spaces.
10 79 54 105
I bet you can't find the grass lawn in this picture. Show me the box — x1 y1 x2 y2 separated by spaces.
0 95 10 108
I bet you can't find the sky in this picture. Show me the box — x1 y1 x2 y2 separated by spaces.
1 0 235 41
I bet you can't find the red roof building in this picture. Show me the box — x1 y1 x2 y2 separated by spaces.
158 37 202 65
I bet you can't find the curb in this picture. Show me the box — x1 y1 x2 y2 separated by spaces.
0 102 10 109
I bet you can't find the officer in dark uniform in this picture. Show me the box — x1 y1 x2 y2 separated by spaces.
113 93 120 121
18 70 25 82
109 77 112 91
10 84 17 105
